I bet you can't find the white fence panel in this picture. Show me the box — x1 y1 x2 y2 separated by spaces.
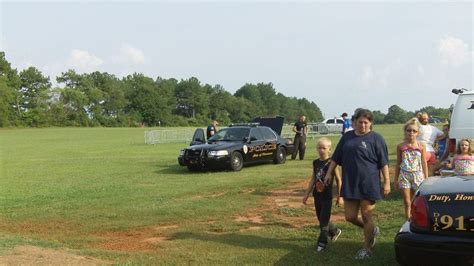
145 129 198 144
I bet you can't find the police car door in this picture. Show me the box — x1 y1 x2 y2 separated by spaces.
190 128 206 146
245 128 266 161
259 127 278 160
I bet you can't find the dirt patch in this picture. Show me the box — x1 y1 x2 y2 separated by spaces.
153 224 179 231
239 226 263 232
235 215 263 224
0 245 111 265
254 165 398 228
239 188 256 194
210 192 227 198
0 219 81 239
143 236 172 244
94 227 172 252
250 179 348 228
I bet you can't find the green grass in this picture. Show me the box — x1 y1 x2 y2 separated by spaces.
0 125 407 264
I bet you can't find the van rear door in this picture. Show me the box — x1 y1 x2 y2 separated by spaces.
449 91 474 139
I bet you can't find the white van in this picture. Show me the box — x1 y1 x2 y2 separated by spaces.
449 90 474 139
440 89 474 176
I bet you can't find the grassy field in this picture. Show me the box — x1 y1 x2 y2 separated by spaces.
0 125 408 265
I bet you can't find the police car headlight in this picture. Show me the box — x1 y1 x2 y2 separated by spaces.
179 150 185 156
208 150 229 156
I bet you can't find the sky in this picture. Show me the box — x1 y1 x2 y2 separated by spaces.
0 1 472 119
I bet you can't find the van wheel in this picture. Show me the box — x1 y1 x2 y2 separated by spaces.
273 146 286 164
230 152 243 171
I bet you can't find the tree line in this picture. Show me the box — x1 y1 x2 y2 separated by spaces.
0 52 450 128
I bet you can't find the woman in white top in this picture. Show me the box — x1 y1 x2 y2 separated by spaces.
416 112 444 176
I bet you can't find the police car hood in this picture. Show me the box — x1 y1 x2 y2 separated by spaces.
420 176 474 195
186 141 242 151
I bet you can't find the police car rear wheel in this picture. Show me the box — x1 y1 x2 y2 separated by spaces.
273 146 286 164
230 152 243 171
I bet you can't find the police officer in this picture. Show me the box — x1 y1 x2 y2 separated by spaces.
207 120 219 139
292 115 308 160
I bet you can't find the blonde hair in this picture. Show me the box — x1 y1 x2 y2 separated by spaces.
403 117 421 132
457 139 472 155
317 137 332 147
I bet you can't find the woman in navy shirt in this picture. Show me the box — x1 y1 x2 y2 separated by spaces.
324 109 391 260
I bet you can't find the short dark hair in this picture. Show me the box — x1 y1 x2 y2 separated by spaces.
341 112 348 117
353 108 374 122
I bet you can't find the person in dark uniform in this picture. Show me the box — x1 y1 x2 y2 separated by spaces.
206 120 219 139
292 115 308 160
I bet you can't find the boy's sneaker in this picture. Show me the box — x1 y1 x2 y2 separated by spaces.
354 248 372 259
316 242 326 252
331 228 342 242
369 226 380 248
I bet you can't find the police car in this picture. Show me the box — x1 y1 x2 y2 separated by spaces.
394 175 474 265
178 117 294 171
394 89 474 265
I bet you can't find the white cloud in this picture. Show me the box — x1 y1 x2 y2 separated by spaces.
438 36 472 67
67 49 103 71
360 60 403 89
112 44 145 65
416 65 425 76
361 66 375 88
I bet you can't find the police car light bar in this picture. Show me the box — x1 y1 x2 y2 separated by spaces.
229 122 260 127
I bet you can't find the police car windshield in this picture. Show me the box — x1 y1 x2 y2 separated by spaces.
209 128 250 142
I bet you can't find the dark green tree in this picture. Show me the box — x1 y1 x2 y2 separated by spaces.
175 77 210 123
384 105 408 124
18 67 52 126
56 70 91 126
372 110 386 124
88 72 127 126
417 106 450 121
0 52 21 126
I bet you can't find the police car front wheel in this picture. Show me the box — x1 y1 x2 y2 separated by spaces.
230 152 243 171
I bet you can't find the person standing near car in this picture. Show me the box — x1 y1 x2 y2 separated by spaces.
324 108 390 260
292 115 308 160
206 120 219 139
416 112 444 176
341 112 352 134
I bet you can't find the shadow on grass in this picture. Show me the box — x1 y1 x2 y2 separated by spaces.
172 231 398 265
155 165 192 175
384 189 404 202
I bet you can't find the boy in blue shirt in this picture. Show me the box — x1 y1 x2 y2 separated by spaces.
341 112 352 134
